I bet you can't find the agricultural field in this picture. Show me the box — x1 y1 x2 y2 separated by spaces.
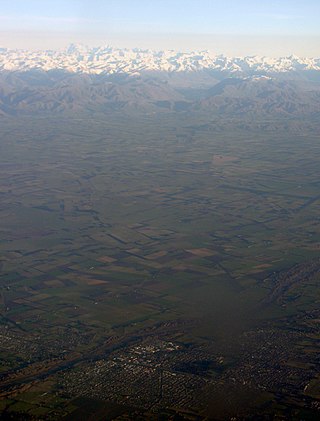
1 111 320 419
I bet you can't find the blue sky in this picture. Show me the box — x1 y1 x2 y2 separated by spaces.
0 0 319 55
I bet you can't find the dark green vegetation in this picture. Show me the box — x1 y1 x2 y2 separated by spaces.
1 111 320 420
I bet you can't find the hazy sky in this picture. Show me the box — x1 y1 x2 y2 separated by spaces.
0 0 319 56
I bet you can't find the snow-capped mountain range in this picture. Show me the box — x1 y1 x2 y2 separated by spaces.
0 44 320 75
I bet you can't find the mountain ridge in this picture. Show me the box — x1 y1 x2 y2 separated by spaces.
1 44 320 76
1 45 320 117
1 70 319 117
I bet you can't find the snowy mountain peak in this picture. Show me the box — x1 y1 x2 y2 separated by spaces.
0 45 319 75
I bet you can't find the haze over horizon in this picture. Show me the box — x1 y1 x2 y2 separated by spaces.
0 0 319 57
